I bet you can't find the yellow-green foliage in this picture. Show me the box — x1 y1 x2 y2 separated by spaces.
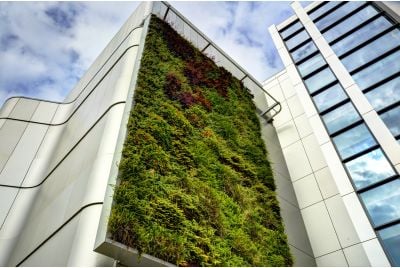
108 16 293 266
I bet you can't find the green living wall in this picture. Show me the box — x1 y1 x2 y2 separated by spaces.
108 15 293 266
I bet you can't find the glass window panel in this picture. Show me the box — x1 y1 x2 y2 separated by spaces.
324 5 379 43
313 83 347 112
297 53 325 77
280 21 303 39
332 124 376 159
315 1 366 31
360 179 400 227
379 223 400 266
291 41 318 62
353 50 400 90
342 29 400 72
381 106 400 137
365 77 400 111
309 1 342 21
285 30 310 50
345 148 396 189
322 102 360 134
331 16 393 56
304 68 336 94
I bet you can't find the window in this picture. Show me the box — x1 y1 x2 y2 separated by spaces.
304 67 336 94
285 30 310 50
332 124 376 160
342 29 400 72
297 53 325 77
291 41 318 62
280 21 303 39
379 223 400 266
331 16 393 56
345 148 396 189
315 2 366 31
324 5 379 43
308 1 342 21
360 179 400 227
380 106 400 138
352 50 400 90
365 77 400 111
322 102 360 134
313 83 347 112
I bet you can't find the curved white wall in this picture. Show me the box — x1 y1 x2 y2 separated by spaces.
0 2 152 266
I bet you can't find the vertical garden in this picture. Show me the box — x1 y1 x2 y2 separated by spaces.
108 15 293 266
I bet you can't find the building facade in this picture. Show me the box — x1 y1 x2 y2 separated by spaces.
267 1 400 266
0 2 308 266
1 1 399 266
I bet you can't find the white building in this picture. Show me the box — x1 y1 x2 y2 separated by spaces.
266 1 400 266
0 2 297 266
0 1 399 266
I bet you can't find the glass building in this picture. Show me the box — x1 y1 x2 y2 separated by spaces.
268 1 400 266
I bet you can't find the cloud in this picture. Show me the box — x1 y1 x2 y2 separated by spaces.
0 2 138 106
0 1 293 106
172 1 294 81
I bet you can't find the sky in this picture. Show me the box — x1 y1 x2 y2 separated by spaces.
0 1 310 106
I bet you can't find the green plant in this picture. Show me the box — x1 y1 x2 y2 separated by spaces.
108 15 293 266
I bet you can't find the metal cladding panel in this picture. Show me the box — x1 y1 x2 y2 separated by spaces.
0 1 285 266
0 124 48 186
0 98 18 118
0 120 28 171
65 2 152 102
8 98 39 121
0 3 148 266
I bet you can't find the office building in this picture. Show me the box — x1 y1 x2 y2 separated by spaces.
267 1 400 266
0 2 299 266
0 1 399 266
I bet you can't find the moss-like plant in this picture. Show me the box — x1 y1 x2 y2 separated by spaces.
108 15 293 266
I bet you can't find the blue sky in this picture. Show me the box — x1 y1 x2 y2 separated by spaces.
0 1 309 106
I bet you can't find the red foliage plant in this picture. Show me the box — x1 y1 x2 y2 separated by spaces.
184 59 232 99
164 73 212 111
162 23 196 61
164 73 182 100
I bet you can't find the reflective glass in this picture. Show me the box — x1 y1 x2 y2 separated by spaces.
332 124 376 159
322 102 360 134
379 224 400 266
315 2 366 31
353 50 400 90
297 53 325 77
286 30 310 50
324 5 379 43
291 41 318 62
280 21 303 39
304 68 336 94
309 2 342 21
345 148 396 189
381 106 400 137
313 83 347 112
331 16 393 56
365 77 400 111
360 179 400 227
342 29 400 72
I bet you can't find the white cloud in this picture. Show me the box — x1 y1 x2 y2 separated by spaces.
0 2 138 105
0 1 293 106
172 1 294 81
